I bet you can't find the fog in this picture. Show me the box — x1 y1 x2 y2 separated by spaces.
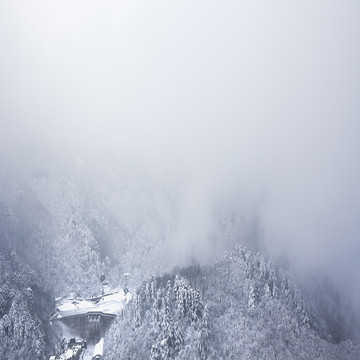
1 1 360 303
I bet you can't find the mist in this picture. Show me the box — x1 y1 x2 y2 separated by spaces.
1 1 360 305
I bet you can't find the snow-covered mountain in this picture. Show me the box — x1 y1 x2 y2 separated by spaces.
0 153 262 296
104 245 360 359
1 157 360 359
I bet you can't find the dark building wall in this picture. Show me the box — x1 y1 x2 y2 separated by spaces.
54 312 116 343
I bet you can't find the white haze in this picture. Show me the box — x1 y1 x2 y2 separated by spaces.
1 1 360 302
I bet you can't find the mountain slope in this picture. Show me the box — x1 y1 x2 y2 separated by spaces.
104 245 360 359
0 252 54 360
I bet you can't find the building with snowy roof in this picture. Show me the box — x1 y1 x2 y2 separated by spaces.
50 290 130 343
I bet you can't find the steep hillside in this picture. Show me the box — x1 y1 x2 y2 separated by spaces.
105 275 211 359
104 245 360 359
0 156 261 297
0 252 54 360
1 159 360 359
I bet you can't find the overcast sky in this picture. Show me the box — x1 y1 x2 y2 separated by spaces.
1 1 360 302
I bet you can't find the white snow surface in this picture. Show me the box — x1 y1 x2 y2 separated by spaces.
93 337 104 357
52 289 132 319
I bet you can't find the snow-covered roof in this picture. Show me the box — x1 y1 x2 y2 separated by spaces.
51 289 132 320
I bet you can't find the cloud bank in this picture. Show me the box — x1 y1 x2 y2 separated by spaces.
1 1 360 302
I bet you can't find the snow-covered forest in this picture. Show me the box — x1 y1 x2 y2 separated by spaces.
1 157 360 359
1 0 360 359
